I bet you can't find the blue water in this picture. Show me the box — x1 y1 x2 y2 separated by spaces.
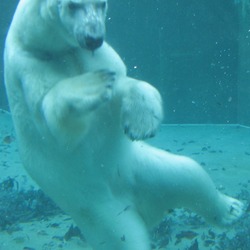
0 0 250 249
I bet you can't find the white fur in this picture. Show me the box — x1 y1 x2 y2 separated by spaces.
4 0 244 249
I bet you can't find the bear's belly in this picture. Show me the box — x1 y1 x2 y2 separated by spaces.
17 118 134 212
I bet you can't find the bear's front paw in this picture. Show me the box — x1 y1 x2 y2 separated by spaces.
121 81 163 141
77 70 116 112
88 70 116 103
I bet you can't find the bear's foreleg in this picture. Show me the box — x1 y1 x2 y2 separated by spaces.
42 70 115 145
116 77 163 141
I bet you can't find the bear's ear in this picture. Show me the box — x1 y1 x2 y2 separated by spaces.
45 0 61 20
104 1 108 15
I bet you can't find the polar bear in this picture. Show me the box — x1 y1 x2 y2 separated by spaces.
4 0 244 249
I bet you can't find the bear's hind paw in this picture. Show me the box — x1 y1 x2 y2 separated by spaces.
217 195 245 226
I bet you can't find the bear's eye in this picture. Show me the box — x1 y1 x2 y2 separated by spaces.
68 1 79 11
101 2 107 10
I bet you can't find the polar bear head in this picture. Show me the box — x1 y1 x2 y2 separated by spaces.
49 0 108 51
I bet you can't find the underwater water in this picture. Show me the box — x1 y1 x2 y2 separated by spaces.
1 0 250 124
1 111 250 249
0 0 250 250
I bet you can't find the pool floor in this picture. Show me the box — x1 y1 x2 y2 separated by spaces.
0 110 249 250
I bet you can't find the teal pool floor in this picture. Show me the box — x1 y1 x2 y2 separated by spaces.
0 110 249 249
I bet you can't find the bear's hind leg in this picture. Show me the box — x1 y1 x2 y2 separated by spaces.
132 144 244 227
73 201 151 250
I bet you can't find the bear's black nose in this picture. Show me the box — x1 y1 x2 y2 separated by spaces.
85 36 103 51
